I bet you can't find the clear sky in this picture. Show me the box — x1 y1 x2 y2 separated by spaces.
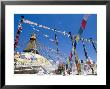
14 14 97 62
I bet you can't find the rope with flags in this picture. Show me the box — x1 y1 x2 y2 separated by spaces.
14 16 24 50
81 37 96 44
82 40 89 59
22 17 70 37
90 38 97 53
68 32 81 75
81 40 95 74
66 15 90 75
54 33 59 54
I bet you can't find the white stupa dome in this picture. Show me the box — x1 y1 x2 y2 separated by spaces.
15 52 58 72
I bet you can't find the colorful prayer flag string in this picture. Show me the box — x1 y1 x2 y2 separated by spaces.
90 38 97 53
82 40 88 59
14 16 24 50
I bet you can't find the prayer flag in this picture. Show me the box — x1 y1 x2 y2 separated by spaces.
81 19 87 29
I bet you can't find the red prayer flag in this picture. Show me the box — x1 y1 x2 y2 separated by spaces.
81 19 87 29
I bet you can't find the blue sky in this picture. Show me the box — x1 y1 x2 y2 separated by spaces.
14 14 97 62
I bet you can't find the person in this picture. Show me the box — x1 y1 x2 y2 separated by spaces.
66 64 68 70
68 69 71 75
